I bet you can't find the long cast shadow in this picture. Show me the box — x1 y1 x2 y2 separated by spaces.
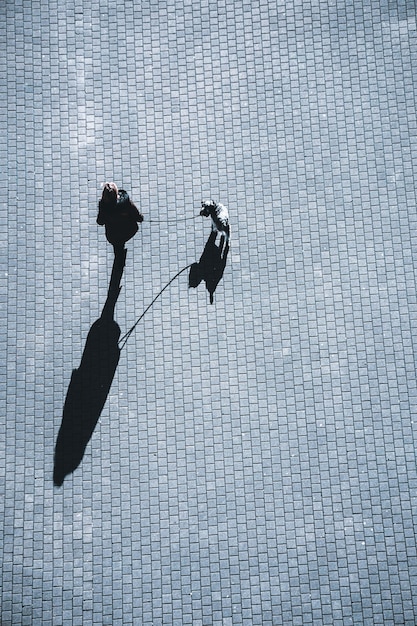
53 250 126 486
189 231 230 304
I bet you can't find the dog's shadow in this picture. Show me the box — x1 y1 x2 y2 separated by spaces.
53 250 126 486
189 231 230 304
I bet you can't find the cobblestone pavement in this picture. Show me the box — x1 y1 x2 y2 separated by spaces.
2 0 417 624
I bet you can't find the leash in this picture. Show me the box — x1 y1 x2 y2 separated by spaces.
118 263 194 349
146 215 200 224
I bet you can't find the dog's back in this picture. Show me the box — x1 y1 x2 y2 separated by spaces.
201 201 230 242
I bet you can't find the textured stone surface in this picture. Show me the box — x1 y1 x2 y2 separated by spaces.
1 0 417 623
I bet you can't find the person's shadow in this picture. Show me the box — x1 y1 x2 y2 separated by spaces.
189 231 230 304
53 249 126 486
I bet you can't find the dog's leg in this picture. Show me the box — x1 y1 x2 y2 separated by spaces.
219 234 225 255
211 222 218 245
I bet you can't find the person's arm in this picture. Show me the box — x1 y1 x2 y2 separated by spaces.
97 201 106 225
129 200 144 223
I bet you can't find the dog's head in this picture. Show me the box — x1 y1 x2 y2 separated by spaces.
101 182 118 204
200 200 217 217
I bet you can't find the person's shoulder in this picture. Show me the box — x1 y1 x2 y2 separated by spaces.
117 189 130 204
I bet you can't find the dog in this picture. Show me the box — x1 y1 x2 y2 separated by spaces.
200 200 230 250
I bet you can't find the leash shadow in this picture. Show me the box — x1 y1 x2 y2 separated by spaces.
53 250 126 486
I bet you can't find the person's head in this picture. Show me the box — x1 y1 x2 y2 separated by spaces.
101 182 118 204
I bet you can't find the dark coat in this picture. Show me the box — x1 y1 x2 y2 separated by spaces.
97 190 143 247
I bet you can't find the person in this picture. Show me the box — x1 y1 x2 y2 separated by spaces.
97 182 143 255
